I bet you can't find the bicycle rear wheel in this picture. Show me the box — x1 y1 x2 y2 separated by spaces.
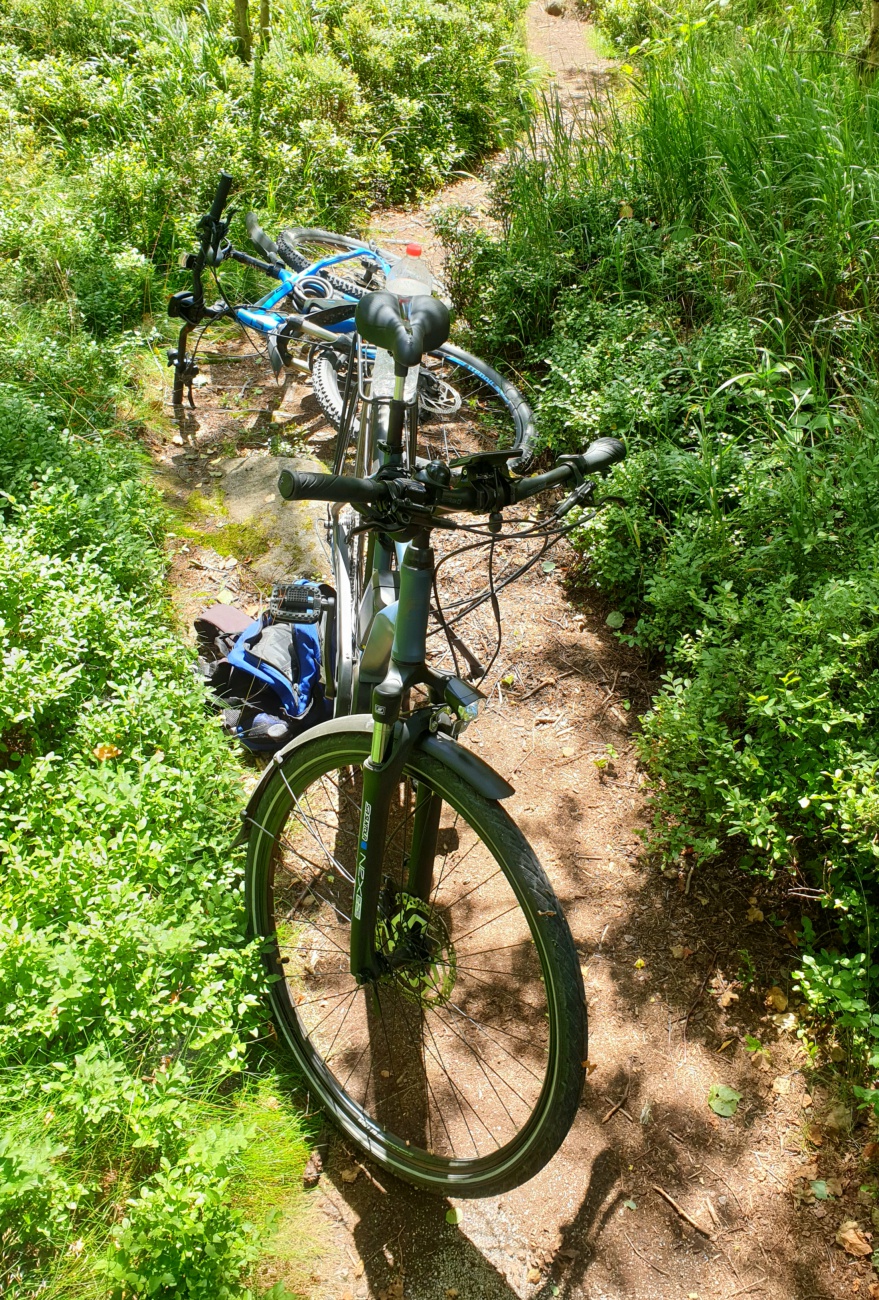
312 343 537 472
276 228 393 298
244 724 587 1197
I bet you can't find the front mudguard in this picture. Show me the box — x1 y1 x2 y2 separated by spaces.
240 713 513 840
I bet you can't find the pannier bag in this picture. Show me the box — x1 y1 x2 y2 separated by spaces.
195 580 334 752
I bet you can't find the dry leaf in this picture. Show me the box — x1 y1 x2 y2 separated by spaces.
717 988 739 1008
619 202 634 219
92 742 122 760
863 1142 879 1163
340 1166 360 1184
302 1150 323 1188
378 1280 404 1300
806 1123 824 1146
765 986 788 1012
746 906 764 923
802 1093 813 1108
782 922 800 946
670 944 686 959
354 1261 364 1277
446 1291 460 1299
836 1219 872 1257
527 1269 542 1284
582 1059 598 1075
826 1177 844 1197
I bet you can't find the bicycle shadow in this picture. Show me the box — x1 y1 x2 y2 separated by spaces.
316 1134 622 1299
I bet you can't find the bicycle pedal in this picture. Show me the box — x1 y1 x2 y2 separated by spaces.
269 582 327 623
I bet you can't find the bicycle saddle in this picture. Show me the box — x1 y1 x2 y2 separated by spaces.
355 291 450 370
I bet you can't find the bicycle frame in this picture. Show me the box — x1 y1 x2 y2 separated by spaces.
235 247 392 337
169 239 392 402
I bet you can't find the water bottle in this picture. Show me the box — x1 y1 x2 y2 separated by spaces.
386 242 434 308
371 244 435 402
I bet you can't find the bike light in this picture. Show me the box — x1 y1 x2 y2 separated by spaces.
444 678 483 730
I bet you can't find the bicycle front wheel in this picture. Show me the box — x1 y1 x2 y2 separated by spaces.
244 724 587 1197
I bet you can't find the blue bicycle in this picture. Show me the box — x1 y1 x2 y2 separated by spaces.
167 173 537 472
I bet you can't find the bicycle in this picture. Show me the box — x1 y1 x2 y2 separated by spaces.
166 174 536 474
242 285 627 1196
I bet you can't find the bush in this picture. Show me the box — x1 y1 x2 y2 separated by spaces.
98 1129 259 1300
438 13 879 1079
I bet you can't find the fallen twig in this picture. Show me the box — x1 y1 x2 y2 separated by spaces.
602 1074 630 1124
725 1281 767 1299
516 668 576 702
652 1185 715 1240
683 950 720 1041
623 1232 670 1279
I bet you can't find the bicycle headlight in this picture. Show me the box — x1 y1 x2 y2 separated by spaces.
443 678 483 731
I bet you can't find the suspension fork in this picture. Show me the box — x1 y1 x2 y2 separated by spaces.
349 531 444 981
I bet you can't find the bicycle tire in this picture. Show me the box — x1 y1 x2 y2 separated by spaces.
276 228 394 299
312 343 537 473
244 723 587 1197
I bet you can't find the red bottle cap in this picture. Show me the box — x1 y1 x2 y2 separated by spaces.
405 243 423 256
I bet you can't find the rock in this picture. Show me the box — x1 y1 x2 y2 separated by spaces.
219 452 330 584
544 0 565 13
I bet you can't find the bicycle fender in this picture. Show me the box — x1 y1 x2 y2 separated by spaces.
240 714 374 838
240 714 514 840
418 732 514 800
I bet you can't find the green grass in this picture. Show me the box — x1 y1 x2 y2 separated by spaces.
0 0 537 1290
438 5 879 1096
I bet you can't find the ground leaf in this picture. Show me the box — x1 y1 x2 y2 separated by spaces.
605 611 625 629
765 986 788 1012
445 1208 461 1226
836 1219 872 1256
708 1084 742 1117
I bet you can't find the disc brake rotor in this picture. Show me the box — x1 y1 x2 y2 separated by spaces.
376 891 457 1007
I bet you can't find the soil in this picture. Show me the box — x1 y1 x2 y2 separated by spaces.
145 8 879 1299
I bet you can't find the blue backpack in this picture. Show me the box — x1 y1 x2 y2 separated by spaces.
195 581 334 752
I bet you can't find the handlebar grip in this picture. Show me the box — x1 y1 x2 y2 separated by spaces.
208 172 233 223
278 470 390 506
572 437 626 475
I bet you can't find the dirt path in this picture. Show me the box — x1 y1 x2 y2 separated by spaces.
145 11 877 1299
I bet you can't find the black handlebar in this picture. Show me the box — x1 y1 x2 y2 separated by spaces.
277 437 626 516
208 172 234 224
278 470 391 505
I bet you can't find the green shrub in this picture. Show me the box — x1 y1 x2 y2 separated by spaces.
439 10 879 1081
98 1128 259 1300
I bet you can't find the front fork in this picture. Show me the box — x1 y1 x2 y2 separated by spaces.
349 532 446 983
349 706 439 982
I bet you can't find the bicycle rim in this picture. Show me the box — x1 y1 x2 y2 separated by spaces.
246 728 586 1196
